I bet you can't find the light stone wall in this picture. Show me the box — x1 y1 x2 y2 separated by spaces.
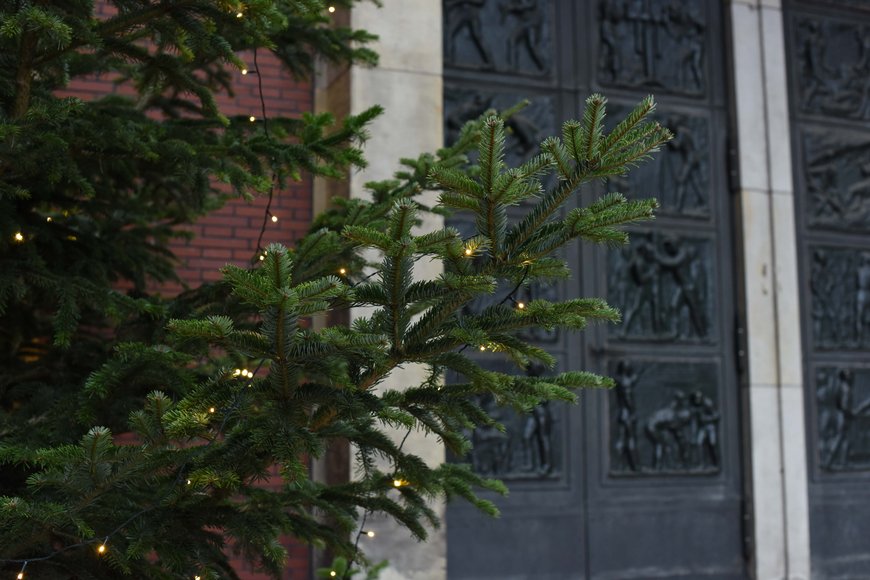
316 2 447 579
729 1 811 578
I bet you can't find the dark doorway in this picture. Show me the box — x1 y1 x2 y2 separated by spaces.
443 1 746 578
784 1 870 577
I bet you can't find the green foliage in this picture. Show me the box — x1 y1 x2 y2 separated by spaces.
0 3 672 577
0 0 377 442
316 556 387 580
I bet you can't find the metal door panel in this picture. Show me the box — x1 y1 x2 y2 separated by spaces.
444 1 745 577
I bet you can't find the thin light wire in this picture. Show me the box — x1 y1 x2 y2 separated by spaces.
251 47 279 264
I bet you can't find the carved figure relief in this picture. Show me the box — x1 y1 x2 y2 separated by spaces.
456 361 562 480
816 366 870 471
444 0 552 74
445 89 555 165
608 111 711 218
446 0 494 68
809 246 870 350
597 0 707 96
608 233 713 343
793 16 870 120
802 129 870 232
610 360 721 475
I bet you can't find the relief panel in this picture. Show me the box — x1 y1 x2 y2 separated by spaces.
809 245 870 350
801 129 870 232
598 0 707 97
815 366 870 472
792 16 870 121
448 359 565 481
444 0 553 75
445 88 556 166
608 110 712 219
609 359 721 475
608 232 715 343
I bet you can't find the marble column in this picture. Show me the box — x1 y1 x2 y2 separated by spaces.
729 1 811 578
315 2 446 579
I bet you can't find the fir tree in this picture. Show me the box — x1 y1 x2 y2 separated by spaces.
0 0 377 443
0 2 672 578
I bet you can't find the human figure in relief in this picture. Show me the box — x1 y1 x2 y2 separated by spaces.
613 361 640 471
500 0 546 72
656 236 706 339
446 0 494 67
620 235 659 337
645 390 692 470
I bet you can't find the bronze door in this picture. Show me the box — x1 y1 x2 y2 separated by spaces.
784 1 870 577
443 1 747 578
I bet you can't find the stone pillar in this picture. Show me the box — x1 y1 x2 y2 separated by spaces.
315 2 445 579
729 1 811 578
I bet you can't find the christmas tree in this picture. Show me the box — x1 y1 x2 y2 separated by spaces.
0 1 671 578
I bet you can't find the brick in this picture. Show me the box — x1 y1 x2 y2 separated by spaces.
74 5 315 573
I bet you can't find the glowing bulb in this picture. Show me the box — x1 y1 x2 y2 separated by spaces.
13 232 23 242
479 345 486 351
393 479 406 487
330 572 336 578
241 68 248 75
464 247 473 256
187 479 192 485
17 573 24 580
46 216 52 222
517 302 525 310
97 544 107 555
233 369 241 376
195 576 201 580
236 11 243 18
328 6 336 13
208 407 216 414
259 254 265 261
249 115 256 122
270 214 278 223
366 530 376 538
338 267 347 275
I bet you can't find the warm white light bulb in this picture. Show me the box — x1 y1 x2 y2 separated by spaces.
328 6 336 13
13 232 23 242
330 572 336 578
249 115 256 122
241 68 248 75
479 345 486 351
366 530 376 538
208 407 216 414
17 572 24 580
270 215 278 223
236 11 243 18
517 302 525 310
464 247 472 256
46 216 52 222
259 254 265 261
97 544 107 555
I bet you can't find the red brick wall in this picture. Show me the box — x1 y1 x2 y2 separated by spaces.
61 26 314 580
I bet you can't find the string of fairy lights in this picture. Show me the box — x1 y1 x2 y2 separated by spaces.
1 358 260 579
3 4 345 578
4 2 537 575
